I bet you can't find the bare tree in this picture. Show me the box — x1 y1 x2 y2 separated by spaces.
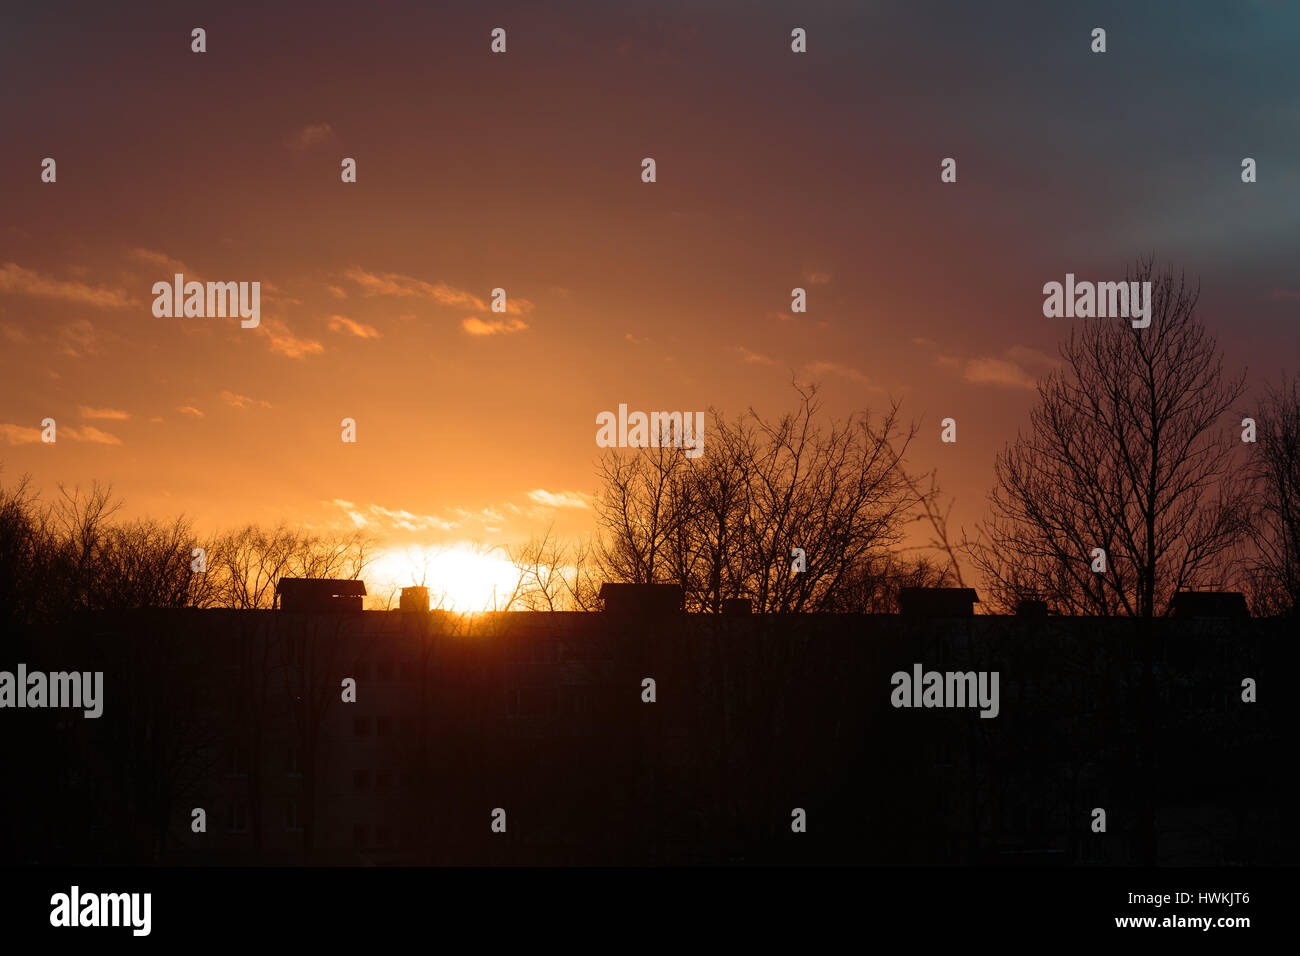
503 526 605 611
206 523 375 609
593 383 920 612
973 258 1248 616
1244 375 1300 615
91 517 213 609
0 473 48 631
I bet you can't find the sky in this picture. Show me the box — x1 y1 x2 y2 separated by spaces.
1 0 1297 604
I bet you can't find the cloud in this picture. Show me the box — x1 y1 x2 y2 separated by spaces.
332 499 371 529
220 390 271 409
177 405 204 417
260 318 324 358
803 270 833 285
58 320 97 358
2 423 122 445
912 336 935 347
625 332 650 345
327 315 381 339
0 263 132 308
129 248 188 274
356 503 462 532
1271 289 1300 301
737 346 774 365
72 425 122 445
944 346 1060 390
287 123 335 150
343 267 487 309
527 489 591 509
804 360 869 384
79 406 129 420
326 285 348 300
0 324 30 344
462 316 528 336
0 424 42 444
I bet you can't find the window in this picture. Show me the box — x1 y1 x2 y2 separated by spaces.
376 662 393 681
352 823 368 847
287 747 301 776
375 824 392 847
401 715 417 736
227 799 248 833
354 663 370 681
353 769 370 791
375 770 391 790
286 799 302 832
228 745 248 778
377 716 392 737
353 717 370 736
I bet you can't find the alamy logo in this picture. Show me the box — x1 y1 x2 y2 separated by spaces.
890 663 1000 719
151 273 260 328
50 886 151 936
1042 273 1152 328
0 664 103 718
596 404 704 459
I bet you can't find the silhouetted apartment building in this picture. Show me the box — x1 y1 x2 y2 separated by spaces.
3 585 1293 866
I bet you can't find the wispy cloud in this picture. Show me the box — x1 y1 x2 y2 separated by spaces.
0 263 132 308
527 489 591 509
941 346 1060 390
286 122 335 150
74 425 123 445
343 267 487 309
128 248 188 274
462 316 528 336
327 315 381 339
1 423 121 445
0 424 42 444
260 318 324 358
737 346 774 365
176 405 204 417
803 269 833 286
336 501 463 533
220 390 271 409
79 405 129 420
58 320 97 358
804 360 869 383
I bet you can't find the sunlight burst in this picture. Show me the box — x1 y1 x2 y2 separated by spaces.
367 544 521 612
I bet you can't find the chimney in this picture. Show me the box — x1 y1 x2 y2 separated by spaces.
274 578 367 612
399 587 430 612
898 587 979 617
599 583 685 615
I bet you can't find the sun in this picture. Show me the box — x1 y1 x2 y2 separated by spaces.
367 543 522 612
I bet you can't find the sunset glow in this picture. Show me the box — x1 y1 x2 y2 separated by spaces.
367 544 523 612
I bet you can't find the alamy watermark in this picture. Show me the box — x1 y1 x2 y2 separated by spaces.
1042 273 1151 328
890 663 1000 719
152 273 260 328
596 404 704 459
0 664 103 718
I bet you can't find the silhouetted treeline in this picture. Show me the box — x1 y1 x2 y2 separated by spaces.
0 477 372 631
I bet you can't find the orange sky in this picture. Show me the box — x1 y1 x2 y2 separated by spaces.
2 1 1297 600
